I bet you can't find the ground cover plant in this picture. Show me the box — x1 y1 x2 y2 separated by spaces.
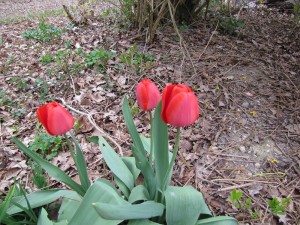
0 0 299 224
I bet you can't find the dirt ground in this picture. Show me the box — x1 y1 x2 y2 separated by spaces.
0 0 299 224
0 0 79 20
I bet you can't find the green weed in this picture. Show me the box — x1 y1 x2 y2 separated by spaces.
294 3 300 22
85 49 115 72
22 20 63 42
228 189 259 218
39 52 54 65
28 133 64 160
30 162 48 189
219 17 245 36
8 77 28 90
267 197 291 215
34 78 50 103
120 45 154 72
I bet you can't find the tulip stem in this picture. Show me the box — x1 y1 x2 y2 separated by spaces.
162 127 181 191
149 111 154 164
64 134 77 164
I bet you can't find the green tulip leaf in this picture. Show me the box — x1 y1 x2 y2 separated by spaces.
7 190 80 215
97 136 134 190
57 193 82 222
70 133 91 191
128 185 150 203
38 208 53 225
140 135 172 161
94 201 164 220
114 176 130 198
153 101 169 189
127 219 162 225
0 184 15 222
122 157 141 181
122 97 156 198
195 216 238 225
140 135 151 153
68 179 124 225
165 186 212 225
12 137 85 196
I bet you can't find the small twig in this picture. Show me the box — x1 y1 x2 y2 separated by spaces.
166 0 198 80
212 178 279 185
218 182 255 191
288 178 300 198
58 98 123 156
196 20 219 62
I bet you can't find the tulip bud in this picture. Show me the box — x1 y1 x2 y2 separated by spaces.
161 84 200 127
37 101 74 136
136 79 161 111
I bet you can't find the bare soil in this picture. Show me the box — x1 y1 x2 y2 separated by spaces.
0 0 75 20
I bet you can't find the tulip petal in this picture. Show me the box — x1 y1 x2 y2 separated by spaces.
136 79 161 111
165 92 199 127
136 83 149 110
37 105 48 129
161 84 176 123
47 106 74 135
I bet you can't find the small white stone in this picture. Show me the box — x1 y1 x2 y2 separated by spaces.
239 146 246 153
255 163 260 167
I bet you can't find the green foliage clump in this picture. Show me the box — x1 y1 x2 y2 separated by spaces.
85 49 115 71
8 77 28 90
228 189 259 218
22 20 63 42
28 133 64 160
30 162 48 189
268 197 291 215
39 52 54 65
219 17 245 36
120 44 155 72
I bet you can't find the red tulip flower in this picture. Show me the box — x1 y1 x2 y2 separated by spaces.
161 84 200 127
136 79 161 111
37 101 74 136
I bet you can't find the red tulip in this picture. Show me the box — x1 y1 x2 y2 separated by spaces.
37 101 74 136
161 84 200 127
136 79 161 111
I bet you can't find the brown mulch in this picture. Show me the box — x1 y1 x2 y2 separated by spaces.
0 3 299 225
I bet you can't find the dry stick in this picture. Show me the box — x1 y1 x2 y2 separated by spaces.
218 182 255 191
288 178 300 198
211 178 278 185
58 98 123 156
197 21 219 61
166 0 197 81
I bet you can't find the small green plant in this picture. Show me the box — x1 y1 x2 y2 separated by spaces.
30 162 48 189
8 77 28 90
228 189 259 218
294 3 300 22
120 45 155 72
219 17 245 36
267 197 291 215
85 49 115 72
0 183 39 224
128 98 138 117
28 133 64 160
0 89 13 108
39 52 54 65
12 109 26 119
22 19 63 42
228 189 243 208
34 78 50 103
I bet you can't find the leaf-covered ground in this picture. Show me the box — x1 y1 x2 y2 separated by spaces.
0 1 299 224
